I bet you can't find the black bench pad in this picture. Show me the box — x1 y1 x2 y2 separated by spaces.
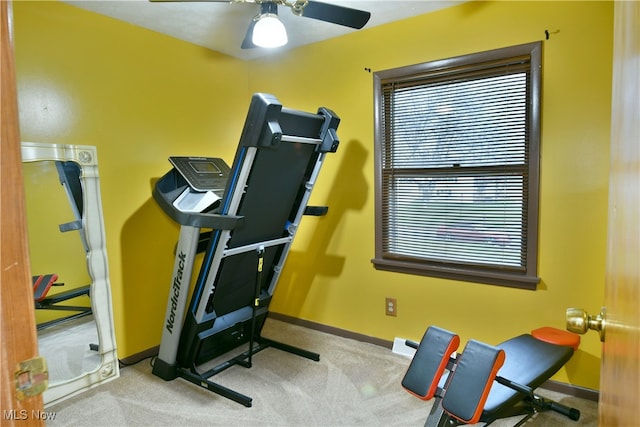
442 339 505 424
402 326 460 400
32 274 58 302
481 334 574 419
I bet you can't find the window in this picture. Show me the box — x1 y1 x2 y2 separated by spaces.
372 42 542 289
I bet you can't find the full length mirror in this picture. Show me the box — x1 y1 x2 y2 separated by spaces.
21 142 119 406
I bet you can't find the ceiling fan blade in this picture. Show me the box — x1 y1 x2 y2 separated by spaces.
241 19 257 49
297 1 370 29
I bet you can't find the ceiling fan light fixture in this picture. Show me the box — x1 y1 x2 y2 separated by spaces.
252 13 288 48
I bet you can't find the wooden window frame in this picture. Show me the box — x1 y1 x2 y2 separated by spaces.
372 42 542 289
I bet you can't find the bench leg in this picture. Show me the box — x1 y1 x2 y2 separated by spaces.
425 395 459 427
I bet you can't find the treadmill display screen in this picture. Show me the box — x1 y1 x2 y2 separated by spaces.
169 156 231 192
190 161 221 174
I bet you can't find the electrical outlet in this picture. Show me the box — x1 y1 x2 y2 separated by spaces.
385 297 397 316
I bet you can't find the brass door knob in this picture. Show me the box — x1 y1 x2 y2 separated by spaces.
566 307 606 342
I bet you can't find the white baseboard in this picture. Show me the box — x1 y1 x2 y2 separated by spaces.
392 337 416 358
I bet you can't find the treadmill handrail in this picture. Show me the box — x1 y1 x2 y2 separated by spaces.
222 236 293 258
152 184 244 230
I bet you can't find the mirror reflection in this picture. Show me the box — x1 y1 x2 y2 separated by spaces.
24 160 100 383
21 142 118 406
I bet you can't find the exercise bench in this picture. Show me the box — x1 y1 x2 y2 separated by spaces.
402 325 581 426
33 273 92 330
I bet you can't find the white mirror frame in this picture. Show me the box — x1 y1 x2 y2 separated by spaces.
21 142 119 406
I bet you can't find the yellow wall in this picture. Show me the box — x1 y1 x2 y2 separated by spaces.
13 1 612 391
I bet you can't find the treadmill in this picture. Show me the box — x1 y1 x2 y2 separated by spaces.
151 93 340 407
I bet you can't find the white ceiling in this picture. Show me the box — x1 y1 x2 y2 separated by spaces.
63 0 461 61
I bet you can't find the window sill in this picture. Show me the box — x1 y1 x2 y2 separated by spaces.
371 257 540 290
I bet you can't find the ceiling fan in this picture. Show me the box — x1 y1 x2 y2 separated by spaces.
149 0 371 49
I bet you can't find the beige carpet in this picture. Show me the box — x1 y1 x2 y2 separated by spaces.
39 316 100 384
47 319 597 426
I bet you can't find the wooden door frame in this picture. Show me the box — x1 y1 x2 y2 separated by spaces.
1 1 46 424
599 0 640 424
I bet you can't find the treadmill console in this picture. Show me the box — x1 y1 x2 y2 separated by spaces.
154 156 232 217
169 156 230 193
